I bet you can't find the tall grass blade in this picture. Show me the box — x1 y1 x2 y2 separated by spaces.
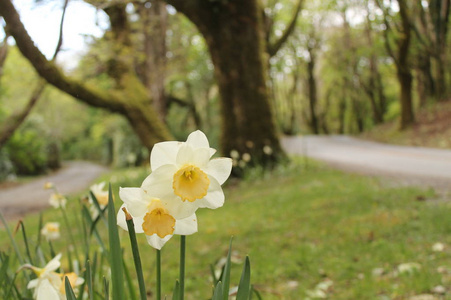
107 183 125 300
103 277 109 300
0 211 25 265
18 221 33 264
221 238 233 300
123 260 137 300
212 281 223 300
65 276 77 300
236 256 251 300
85 259 94 300
35 213 43 254
172 280 180 300
89 191 108 226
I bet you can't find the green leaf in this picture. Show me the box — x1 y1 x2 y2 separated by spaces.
210 264 219 285
221 238 233 300
103 277 109 300
251 286 262 300
236 256 251 300
65 276 77 300
90 190 108 226
212 281 223 300
172 280 180 300
107 183 125 300
85 259 94 300
123 259 137 300
0 211 25 265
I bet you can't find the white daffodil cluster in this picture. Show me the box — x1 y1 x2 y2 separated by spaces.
22 254 84 300
117 130 232 249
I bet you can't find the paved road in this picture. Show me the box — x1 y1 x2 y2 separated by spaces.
0 161 108 220
282 135 451 192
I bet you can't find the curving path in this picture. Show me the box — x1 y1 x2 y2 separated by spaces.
0 161 108 220
282 135 451 192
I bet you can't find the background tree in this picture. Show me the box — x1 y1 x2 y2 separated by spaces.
377 0 415 129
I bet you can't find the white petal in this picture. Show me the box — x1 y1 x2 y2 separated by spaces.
27 278 39 289
162 196 199 220
174 214 198 235
45 254 62 273
196 176 224 209
150 141 182 171
36 278 60 300
175 144 195 166
141 165 177 199
186 130 209 148
119 187 148 217
192 148 212 168
206 158 233 185
145 234 173 250
116 204 145 233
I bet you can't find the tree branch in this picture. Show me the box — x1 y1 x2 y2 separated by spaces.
0 0 125 113
267 0 303 57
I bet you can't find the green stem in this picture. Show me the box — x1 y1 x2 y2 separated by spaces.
61 206 80 264
179 235 186 300
124 211 147 300
156 249 161 300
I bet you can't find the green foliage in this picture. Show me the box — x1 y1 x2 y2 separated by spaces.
6 128 47 175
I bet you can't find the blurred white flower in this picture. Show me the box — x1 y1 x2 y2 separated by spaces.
432 242 445 252
263 145 273 155
41 222 60 241
117 189 197 250
230 150 240 159
43 182 54 190
242 153 251 162
49 193 67 209
90 182 109 206
89 182 109 219
141 130 232 219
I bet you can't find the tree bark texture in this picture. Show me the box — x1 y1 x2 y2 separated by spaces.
397 0 415 129
166 0 284 165
0 0 172 150
306 47 319 134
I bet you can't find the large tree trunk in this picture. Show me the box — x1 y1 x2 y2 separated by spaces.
0 0 172 150
166 0 284 165
397 0 415 129
137 0 168 120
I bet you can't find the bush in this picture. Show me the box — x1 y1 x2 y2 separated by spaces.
6 130 48 175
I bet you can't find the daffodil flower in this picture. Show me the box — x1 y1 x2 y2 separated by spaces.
59 272 84 296
117 187 198 250
49 193 67 209
142 130 232 219
41 222 60 241
23 254 63 300
89 181 109 218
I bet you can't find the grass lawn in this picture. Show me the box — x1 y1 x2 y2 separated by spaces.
1 158 451 299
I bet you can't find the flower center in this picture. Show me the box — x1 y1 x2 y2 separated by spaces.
60 272 78 294
142 208 175 238
46 225 59 232
97 194 109 206
173 164 210 202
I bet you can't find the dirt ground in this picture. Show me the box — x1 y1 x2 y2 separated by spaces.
0 161 108 221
